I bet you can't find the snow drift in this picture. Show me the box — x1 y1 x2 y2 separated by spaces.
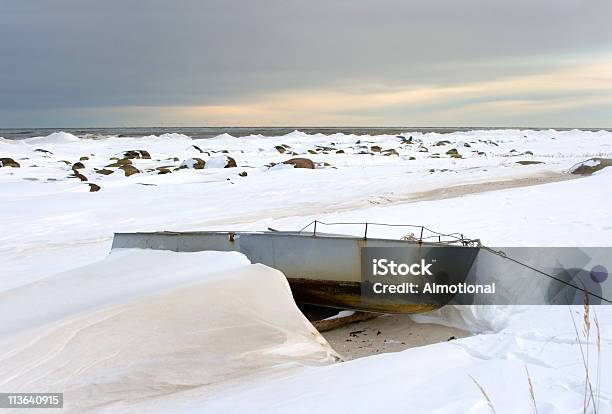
23 131 81 144
0 249 338 413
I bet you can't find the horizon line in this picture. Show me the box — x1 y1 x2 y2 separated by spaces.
2 125 612 131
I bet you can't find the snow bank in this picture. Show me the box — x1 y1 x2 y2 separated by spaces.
0 137 23 145
157 133 191 140
0 249 338 412
133 305 611 414
410 305 517 333
211 133 236 140
138 133 192 141
24 131 81 144
282 129 310 139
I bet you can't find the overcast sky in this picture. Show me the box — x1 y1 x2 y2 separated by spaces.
1 0 611 127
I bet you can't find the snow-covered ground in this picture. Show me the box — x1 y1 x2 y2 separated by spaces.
0 249 338 412
1 129 611 413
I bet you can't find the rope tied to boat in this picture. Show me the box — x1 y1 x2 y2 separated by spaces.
480 245 612 304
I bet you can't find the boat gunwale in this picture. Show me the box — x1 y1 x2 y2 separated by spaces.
112 230 480 248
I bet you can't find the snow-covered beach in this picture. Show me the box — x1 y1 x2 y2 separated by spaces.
1 129 611 413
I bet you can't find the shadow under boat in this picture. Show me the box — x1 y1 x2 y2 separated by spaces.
111 222 480 314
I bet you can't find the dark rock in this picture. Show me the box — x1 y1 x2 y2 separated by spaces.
409 156 416 160
569 158 612 175
0 157 20 168
122 150 151 159
239 171 248 177
70 171 88 181
516 160 544 165
282 158 315 169
446 148 459 155
72 162 85 170
34 148 53 154
96 169 114 175
192 144 204 153
308 149 318 154
336 149 345 154
381 148 399 156
434 140 451 146
157 167 172 175
80 156 90 161
464 143 471 148
119 165 140 176
275 145 286 154
370 145 381 152
88 183 101 192
225 156 237 168
106 158 132 168
525 150 534 155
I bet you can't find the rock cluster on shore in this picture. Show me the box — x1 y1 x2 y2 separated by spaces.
3 129 603 195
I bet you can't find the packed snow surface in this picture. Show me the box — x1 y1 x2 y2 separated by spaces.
1 129 611 413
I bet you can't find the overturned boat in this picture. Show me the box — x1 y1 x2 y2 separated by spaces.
111 221 481 313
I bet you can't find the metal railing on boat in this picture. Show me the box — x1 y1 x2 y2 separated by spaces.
296 220 480 246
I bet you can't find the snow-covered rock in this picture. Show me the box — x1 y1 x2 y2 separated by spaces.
205 155 236 168
180 157 206 169
569 157 612 175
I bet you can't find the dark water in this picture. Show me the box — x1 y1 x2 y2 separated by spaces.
1 126 609 140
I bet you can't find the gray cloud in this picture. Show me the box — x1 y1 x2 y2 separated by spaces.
1 0 611 126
